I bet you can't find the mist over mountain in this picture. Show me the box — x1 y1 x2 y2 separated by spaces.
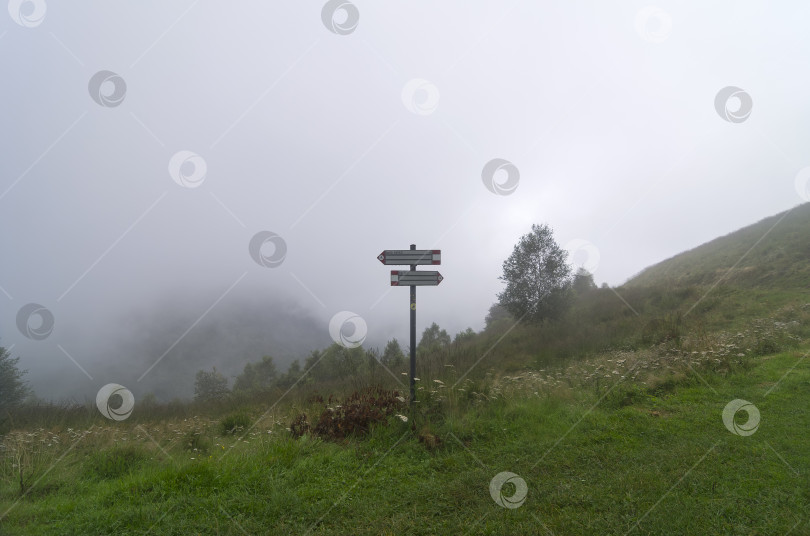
118 290 336 400
3 1 809 418
14 288 336 403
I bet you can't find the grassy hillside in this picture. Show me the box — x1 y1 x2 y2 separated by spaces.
2 204 810 534
476 202 810 371
625 202 810 290
1 348 807 534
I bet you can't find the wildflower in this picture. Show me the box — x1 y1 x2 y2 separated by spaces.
395 414 408 422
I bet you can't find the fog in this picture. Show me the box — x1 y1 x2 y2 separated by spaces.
2 2 810 400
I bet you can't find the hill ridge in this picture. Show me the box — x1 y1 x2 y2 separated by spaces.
623 202 810 289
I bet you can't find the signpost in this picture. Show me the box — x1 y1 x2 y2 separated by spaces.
378 250 441 265
390 270 443 286
379 245 442 402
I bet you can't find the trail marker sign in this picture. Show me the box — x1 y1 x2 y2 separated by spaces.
390 270 443 286
378 250 441 265
379 244 443 402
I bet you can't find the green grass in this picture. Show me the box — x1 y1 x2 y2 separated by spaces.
3 205 810 534
1 350 807 535
626 202 810 290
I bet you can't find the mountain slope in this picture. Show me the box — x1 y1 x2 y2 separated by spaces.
623 203 810 290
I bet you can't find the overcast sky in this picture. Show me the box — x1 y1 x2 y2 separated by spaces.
2 1 810 401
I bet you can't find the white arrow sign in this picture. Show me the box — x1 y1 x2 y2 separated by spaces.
378 250 441 265
390 270 444 286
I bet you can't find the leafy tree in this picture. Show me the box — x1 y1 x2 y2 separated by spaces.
139 392 158 408
233 355 278 393
484 303 513 329
277 359 302 389
417 322 451 355
381 338 406 369
572 267 597 295
330 344 365 378
498 223 573 323
0 347 29 412
364 347 382 372
302 349 322 383
194 367 229 401
305 344 365 381
233 364 254 393
453 327 476 344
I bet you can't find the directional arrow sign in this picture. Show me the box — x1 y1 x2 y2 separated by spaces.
378 250 441 265
391 270 443 286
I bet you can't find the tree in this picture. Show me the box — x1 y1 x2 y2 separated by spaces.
453 328 476 344
380 338 406 369
0 347 29 412
233 355 278 393
417 322 451 355
276 359 302 389
194 367 229 401
484 303 513 329
330 344 365 378
304 344 365 381
364 347 382 374
497 223 573 323
572 267 597 295
303 349 322 384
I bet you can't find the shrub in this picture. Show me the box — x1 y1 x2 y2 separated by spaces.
219 412 252 436
290 387 405 441
417 425 442 450
183 430 211 454
194 367 230 402
289 414 310 438
0 429 54 495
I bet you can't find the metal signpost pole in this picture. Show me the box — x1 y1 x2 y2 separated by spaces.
409 244 416 403
378 245 442 404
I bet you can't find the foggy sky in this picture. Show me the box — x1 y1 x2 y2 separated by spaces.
2 1 810 401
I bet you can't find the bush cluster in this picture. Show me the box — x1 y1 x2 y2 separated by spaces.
289 387 405 441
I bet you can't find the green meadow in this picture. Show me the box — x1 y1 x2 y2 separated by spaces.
2 205 810 535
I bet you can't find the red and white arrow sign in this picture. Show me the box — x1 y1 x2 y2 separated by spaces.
390 270 443 286
378 250 441 265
